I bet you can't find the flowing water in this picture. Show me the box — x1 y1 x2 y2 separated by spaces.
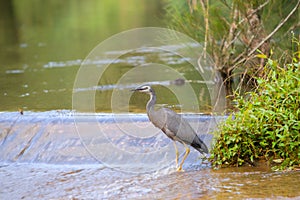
1 111 300 199
1 1 300 199
1 163 300 199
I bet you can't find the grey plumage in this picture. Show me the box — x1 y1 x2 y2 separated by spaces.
132 85 208 171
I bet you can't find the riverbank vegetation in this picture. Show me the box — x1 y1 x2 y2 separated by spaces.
211 46 299 170
165 0 300 170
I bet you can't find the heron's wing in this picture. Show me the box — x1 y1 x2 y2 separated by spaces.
147 108 167 130
161 108 209 154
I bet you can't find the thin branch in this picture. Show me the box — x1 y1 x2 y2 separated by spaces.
283 22 300 38
187 0 193 13
231 0 300 69
227 0 270 66
219 0 230 8
227 30 241 51
224 8 239 50
238 0 270 26
199 0 209 54
247 0 300 57
198 0 209 73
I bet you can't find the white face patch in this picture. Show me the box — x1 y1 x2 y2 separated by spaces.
138 85 151 92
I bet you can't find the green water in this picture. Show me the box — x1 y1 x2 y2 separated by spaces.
0 0 223 114
0 0 174 112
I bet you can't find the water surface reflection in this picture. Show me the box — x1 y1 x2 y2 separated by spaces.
1 163 299 199
0 0 165 112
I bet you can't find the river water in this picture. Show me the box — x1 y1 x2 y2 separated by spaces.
1 162 300 199
1 111 300 199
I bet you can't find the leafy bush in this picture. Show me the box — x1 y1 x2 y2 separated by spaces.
210 49 300 170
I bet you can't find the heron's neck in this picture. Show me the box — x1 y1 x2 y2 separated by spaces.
146 91 156 112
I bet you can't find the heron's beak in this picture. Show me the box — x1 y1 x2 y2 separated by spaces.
130 88 142 92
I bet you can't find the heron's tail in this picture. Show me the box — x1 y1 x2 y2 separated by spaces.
191 135 209 154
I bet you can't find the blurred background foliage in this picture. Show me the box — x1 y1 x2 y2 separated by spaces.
164 0 300 97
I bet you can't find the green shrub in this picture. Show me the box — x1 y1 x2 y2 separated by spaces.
210 50 300 170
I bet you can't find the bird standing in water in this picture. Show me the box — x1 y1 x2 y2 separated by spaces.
132 85 208 171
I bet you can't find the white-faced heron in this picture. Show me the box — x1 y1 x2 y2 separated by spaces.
132 85 208 171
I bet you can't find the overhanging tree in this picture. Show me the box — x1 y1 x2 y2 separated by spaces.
165 0 300 99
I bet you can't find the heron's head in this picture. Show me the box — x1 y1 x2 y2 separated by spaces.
131 85 153 94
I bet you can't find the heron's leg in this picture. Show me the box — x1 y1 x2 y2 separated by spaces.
177 142 190 172
173 141 179 168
